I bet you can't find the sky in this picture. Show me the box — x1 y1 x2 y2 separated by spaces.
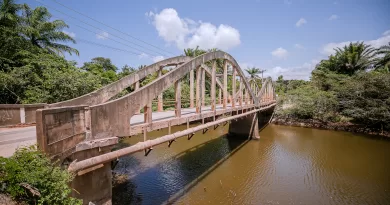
23 0 390 80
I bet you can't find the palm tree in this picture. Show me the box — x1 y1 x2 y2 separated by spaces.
245 67 262 91
0 0 21 27
333 42 375 75
184 46 206 57
20 5 79 56
374 42 390 72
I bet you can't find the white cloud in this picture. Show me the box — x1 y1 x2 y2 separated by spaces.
96 31 109 40
383 30 390 36
271 47 288 58
138 53 149 59
294 43 304 49
265 59 320 80
321 30 390 56
329 14 339 20
152 55 165 62
147 8 241 50
295 18 307 27
63 31 75 38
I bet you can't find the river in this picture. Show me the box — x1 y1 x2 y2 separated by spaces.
113 124 390 205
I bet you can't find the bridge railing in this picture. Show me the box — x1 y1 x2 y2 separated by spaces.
0 103 46 127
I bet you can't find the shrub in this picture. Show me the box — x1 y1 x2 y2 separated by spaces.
0 145 82 205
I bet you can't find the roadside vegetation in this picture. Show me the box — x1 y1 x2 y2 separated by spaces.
0 146 82 205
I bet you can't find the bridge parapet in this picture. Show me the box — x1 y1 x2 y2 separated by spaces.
0 103 47 127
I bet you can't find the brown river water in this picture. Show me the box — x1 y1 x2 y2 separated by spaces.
113 124 390 205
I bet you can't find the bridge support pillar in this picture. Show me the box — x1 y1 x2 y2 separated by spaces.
196 66 202 113
228 112 260 139
190 69 194 108
70 145 115 205
134 81 140 114
232 68 236 108
175 80 181 117
202 68 206 106
223 60 228 109
157 68 163 112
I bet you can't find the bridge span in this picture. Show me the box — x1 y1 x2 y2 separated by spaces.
4 51 277 204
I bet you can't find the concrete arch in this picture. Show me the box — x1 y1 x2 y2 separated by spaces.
89 51 258 138
48 56 192 108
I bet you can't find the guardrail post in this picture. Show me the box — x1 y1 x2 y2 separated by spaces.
232 68 236 108
196 66 202 113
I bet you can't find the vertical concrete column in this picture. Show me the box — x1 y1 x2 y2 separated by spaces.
223 60 228 109
228 112 260 139
196 66 202 113
144 101 152 125
190 69 194 108
232 68 236 108
211 61 216 111
19 107 25 124
239 78 243 106
218 88 222 105
245 89 250 105
202 68 205 106
175 80 181 117
135 81 141 114
157 68 163 112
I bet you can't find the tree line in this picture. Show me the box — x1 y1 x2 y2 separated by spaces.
274 42 390 132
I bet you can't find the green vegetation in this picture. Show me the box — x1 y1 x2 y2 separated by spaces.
275 42 390 132
0 0 134 104
0 146 82 205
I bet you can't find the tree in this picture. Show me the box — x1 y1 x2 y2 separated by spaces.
20 5 78 56
0 0 21 27
338 72 390 130
317 42 375 75
374 42 390 72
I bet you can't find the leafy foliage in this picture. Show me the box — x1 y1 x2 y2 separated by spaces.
0 146 82 205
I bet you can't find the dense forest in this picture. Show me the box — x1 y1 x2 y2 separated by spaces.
1 0 390 132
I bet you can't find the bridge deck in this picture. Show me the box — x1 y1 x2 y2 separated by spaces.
0 103 255 157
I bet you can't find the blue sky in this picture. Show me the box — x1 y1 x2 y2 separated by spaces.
24 0 390 79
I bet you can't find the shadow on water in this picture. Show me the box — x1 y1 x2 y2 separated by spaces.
112 134 250 205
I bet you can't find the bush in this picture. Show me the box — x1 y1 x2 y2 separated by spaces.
0 146 81 205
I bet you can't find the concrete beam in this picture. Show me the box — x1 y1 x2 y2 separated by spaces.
196 66 202 113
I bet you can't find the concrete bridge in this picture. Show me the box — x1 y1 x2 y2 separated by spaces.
2 51 276 204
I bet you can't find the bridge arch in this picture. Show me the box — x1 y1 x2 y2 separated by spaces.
89 51 260 138
48 56 192 107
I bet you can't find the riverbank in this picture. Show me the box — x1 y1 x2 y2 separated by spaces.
271 118 390 138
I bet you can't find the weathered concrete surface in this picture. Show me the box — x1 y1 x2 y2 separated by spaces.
89 51 257 139
36 106 89 162
0 104 46 126
0 126 36 157
49 56 191 108
70 144 115 205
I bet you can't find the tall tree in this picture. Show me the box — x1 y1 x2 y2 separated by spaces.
332 42 376 75
20 5 78 56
